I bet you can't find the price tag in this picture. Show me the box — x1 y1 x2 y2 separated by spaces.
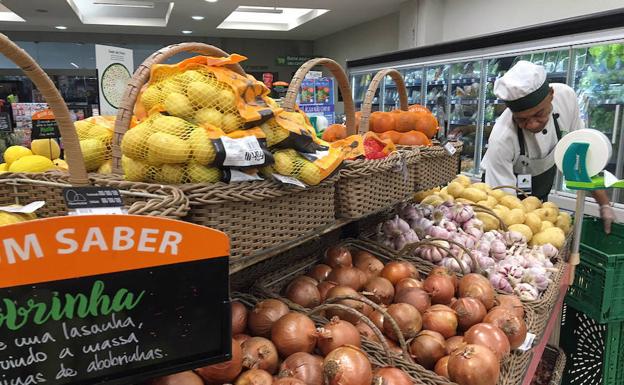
225 169 264 183
517 332 536 352
63 187 126 215
221 136 265 167
0 112 12 133
300 149 329 162
273 173 307 188
443 141 457 155
0 201 45 214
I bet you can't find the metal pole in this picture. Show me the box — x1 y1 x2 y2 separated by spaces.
569 189 586 284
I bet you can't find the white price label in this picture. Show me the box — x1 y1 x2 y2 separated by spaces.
68 207 127 216
0 201 45 214
301 149 330 162
273 173 307 188
516 332 536 352
443 142 457 155
222 136 265 167
228 169 264 182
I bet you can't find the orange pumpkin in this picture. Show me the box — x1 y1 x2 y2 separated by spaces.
369 111 396 133
322 123 348 142
412 111 439 138
394 111 420 133
355 111 362 133
378 130 432 146
408 104 431 113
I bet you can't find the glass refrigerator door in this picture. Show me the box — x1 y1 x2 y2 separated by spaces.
570 42 624 202
382 67 423 111
352 72 378 112
424 64 449 137
449 60 482 174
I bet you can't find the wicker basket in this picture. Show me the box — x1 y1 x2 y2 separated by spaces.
0 34 190 220
415 142 463 191
532 345 566 385
252 238 536 385
111 43 338 267
284 60 418 220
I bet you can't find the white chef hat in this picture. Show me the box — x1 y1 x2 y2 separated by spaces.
494 60 549 112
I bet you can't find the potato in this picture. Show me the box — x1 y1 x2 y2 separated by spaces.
477 196 497 209
454 174 471 187
524 213 542 235
530 227 565 249
522 196 542 212
493 208 508 221
471 182 492 192
421 194 444 206
494 204 510 214
503 208 526 226
489 189 507 200
540 221 554 231
414 187 439 202
509 223 533 242
476 212 500 232
500 195 525 211
542 202 560 215
440 186 448 194
456 198 475 205
438 192 454 202
461 188 488 203
447 181 465 198
556 213 571 234
534 207 558 223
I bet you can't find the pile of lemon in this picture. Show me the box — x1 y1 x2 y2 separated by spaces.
0 139 66 173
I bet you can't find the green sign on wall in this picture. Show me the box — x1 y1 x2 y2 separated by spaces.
276 55 317 66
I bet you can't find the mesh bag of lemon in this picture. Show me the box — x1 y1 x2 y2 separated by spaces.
74 115 120 173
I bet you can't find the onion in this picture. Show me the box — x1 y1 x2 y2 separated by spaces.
234 333 251 346
279 352 323 385
384 303 422 341
363 277 395 305
423 305 458 338
327 266 364 290
464 323 510 359
373 367 412 385
355 255 385 281
356 321 380 343
430 266 458 290
285 276 321 308
434 356 450 379
271 312 317 357
484 307 528 349
324 345 372 385
387 339 404 356
369 310 385 331
380 261 418 285
445 336 466 355
448 344 500 385
409 330 446 369
451 297 487 331
324 246 353 268
393 287 431 313
248 299 289 338
352 250 378 265
232 301 248 336
273 378 307 385
307 264 332 282
423 274 455 305
458 274 496 309
317 281 337 303
241 337 279 374
317 317 362 355
326 286 372 324
235 369 273 385
395 277 424 293
151 371 203 385
495 294 525 318
196 339 243 383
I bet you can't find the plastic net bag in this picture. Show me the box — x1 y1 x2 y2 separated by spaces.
73 116 118 173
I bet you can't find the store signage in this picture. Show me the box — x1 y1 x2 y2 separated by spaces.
0 112 12 133
0 215 231 385
31 109 61 139
63 187 125 215
299 77 335 124
276 55 317 66
95 44 134 116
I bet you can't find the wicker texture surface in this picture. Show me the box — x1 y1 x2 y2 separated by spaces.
252 239 536 385
415 142 463 191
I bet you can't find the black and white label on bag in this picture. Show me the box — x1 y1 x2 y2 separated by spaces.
221 136 265 167
517 332 536 352
301 149 329 162
226 169 264 182
63 186 126 215
273 173 307 188
443 142 457 155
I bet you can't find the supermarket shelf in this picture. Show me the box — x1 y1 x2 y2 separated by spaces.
547 71 568 78
426 80 446 86
450 97 479 105
485 98 504 104
385 83 422 88
450 118 477 125
451 77 480 85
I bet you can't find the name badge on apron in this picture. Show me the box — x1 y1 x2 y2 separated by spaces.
517 174 532 193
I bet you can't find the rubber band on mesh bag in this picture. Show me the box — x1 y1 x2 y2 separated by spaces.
121 112 274 183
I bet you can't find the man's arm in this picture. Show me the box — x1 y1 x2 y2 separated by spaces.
592 189 615 234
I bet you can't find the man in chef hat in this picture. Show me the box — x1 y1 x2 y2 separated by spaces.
481 60 615 233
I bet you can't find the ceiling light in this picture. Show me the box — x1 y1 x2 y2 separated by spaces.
0 4 25 22
191 16 204 20
70 62 80 69
55 25 68 30
205 0 218 2
93 0 154 8
66 0 174 27
182 30 192 34
218 6 328 31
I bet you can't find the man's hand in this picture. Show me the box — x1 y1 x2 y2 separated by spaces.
600 204 615 234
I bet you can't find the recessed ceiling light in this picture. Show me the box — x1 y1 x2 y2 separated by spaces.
191 15 204 20
205 0 218 3
0 4 26 22
55 25 68 30
218 6 328 31
181 30 192 34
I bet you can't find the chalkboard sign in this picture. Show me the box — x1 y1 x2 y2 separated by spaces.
31 109 61 139
0 112 12 133
0 215 231 385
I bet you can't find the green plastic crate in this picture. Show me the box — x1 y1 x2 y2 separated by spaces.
566 217 624 322
561 303 624 385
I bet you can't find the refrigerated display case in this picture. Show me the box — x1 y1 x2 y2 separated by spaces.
424 64 449 137
351 72 377 114
381 67 423 111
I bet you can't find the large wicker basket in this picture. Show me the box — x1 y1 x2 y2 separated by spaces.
0 34 190 219
252 239 535 385
111 43 338 268
414 142 463 191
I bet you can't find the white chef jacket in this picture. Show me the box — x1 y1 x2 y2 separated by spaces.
481 83 584 188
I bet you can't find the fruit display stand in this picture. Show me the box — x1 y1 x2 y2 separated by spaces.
282 58 419 220
111 43 338 269
0 33 190 219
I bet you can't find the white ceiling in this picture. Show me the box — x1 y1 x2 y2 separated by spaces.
0 0 405 40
